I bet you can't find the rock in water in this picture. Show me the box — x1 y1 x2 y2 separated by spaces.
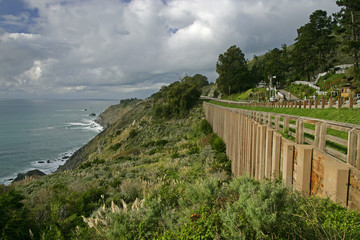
89 113 96 116
12 169 46 183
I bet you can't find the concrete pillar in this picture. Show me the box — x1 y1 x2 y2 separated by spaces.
323 159 350 207
282 141 294 187
294 145 313 196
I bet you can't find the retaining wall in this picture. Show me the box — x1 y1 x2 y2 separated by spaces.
204 102 360 210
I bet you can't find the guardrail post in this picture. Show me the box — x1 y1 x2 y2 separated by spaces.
347 128 357 166
283 117 289 131
265 128 273 179
314 121 323 148
303 100 307 109
309 99 312 109
271 133 282 179
315 100 318 109
321 98 325 108
296 118 304 144
329 98 333 108
283 141 294 186
319 122 327 151
294 145 313 196
267 114 272 128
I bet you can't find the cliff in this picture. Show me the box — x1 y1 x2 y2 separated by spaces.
57 98 149 171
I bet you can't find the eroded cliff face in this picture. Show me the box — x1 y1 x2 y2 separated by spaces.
57 99 150 171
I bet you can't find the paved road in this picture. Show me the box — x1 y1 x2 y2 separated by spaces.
278 89 300 101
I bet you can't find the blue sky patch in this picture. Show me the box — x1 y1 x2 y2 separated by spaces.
0 0 39 33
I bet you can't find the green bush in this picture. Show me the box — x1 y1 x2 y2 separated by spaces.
210 134 226 153
128 129 138 139
109 142 122 151
199 119 212 135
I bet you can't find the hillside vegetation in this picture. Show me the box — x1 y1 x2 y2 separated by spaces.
1 77 360 239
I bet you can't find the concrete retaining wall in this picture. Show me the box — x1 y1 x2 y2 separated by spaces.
204 102 360 210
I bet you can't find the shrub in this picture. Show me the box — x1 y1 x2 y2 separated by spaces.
109 142 121 151
210 134 226 153
199 119 212 135
128 129 137 139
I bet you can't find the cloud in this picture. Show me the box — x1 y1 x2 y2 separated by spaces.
0 0 339 99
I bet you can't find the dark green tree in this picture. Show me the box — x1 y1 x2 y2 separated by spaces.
216 45 252 95
263 47 290 87
293 10 336 80
250 55 265 84
181 74 209 90
334 0 360 73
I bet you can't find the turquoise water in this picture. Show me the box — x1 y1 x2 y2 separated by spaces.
0 99 118 185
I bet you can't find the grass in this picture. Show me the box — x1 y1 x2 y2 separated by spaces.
208 100 360 125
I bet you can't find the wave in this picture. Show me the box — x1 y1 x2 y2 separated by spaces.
0 148 79 186
65 119 103 132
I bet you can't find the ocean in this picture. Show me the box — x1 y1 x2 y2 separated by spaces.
0 99 118 185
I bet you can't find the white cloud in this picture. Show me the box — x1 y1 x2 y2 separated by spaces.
0 0 340 98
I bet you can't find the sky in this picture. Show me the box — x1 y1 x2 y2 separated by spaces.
0 0 340 99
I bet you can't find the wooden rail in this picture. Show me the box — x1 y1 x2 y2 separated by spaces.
205 100 360 170
200 96 360 109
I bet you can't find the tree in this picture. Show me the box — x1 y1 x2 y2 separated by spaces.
334 0 360 73
263 47 289 87
216 45 252 95
181 74 209 90
250 55 265 84
293 10 337 80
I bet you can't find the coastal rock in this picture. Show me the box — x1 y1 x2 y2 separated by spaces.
47 160 51 163
38 160 45 164
12 169 46 183
89 113 96 116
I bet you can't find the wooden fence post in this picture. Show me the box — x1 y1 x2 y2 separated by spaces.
283 141 294 186
357 132 360 170
271 133 282 179
296 118 304 144
268 114 272 128
314 121 323 148
319 122 327 151
349 97 354 109
265 128 273 179
347 128 357 166
283 117 289 131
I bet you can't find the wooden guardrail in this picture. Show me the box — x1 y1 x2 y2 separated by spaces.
203 101 360 209
201 96 359 109
204 99 360 169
